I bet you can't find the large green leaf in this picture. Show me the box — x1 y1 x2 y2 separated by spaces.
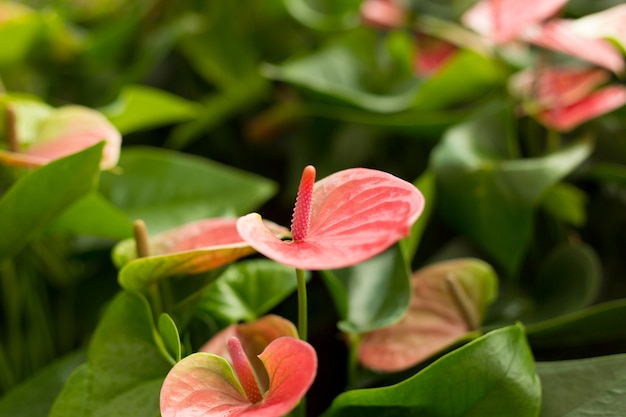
537 354 626 416
322 324 541 417
49 291 171 417
0 351 85 417
198 259 302 325
101 85 202 135
323 245 411 334
264 29 421 113
47 192 133 239
431 104 593 272
98 147 277 233
283 0 361 31
0 142 104 259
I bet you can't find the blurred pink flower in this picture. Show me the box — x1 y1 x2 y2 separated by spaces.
160 315 317 417
360 0 406 29
413 34 457 76
462 0 568 44
510 66 626 131
0 105 121 169
569 4 626 51
236 165 424 270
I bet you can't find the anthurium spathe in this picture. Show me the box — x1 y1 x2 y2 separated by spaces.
0 105 121 169
509 66 626 131
113 218 289 291
236 166 424 270
360 0 406 30
462 0 568 44
160 316 317 417
358 258 498 372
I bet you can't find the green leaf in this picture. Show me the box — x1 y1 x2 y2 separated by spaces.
537 354 626 417
264 29 421 113
0 5 42 67
0 94 53 147
0 142 104 260
527 299 626 348
283 0 361 31
328 245 411 334
101 85 201 134
540 183 587 226
198 259 301 324
401 169 436 261
158 313 182 363
0 351 85 417
98 146 277 233
530 243 601 321
322 324 541 417
49 291 171 417
431 104 593 272
47 192 133 239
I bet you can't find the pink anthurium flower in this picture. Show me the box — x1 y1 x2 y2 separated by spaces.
570 5 626 51
358 258 497 372
521 20 625 74
236 166 424 270
414 34 458 76
0 105 121 170
509 66 626 131
360 0 406 29
160 315 317 417
113 218 290 290
462 0 568 44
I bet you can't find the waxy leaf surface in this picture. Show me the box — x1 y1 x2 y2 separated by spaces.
322 324 540 417
358 258 498 372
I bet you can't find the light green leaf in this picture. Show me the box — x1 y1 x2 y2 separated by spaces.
401 169 436 261
322 324 541 417
198 259 302 324
158 313 182 363
540 183 587 226
283 0 361 31
0 5 42 67
102 85 202 134
0 142 104 259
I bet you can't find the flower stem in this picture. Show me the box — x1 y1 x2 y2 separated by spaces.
296 268 308 341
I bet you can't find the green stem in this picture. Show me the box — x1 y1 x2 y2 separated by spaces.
546 128 561 153
296 268 308 341
346 333 361 390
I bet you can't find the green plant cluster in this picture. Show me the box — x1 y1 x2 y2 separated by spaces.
1 0 626 416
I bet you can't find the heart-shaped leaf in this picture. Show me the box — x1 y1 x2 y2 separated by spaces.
322 324 540 417
0 142 104 260
431 103 593 272
358 258 498 372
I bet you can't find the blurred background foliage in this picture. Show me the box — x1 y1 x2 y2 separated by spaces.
1 0 626 414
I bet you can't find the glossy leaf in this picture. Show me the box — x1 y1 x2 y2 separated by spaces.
158 313 182 363
49 291 171 417
322 324 540 417
47 192 133 239
283 0 361 31
198 260 303 324
358 258 498 372
102 85 202 135
160 337 317 417
0 142 104 260
237 167 424 270
537 354 626 416
331 245 411 334
430 104 593 272
99 147 277 233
